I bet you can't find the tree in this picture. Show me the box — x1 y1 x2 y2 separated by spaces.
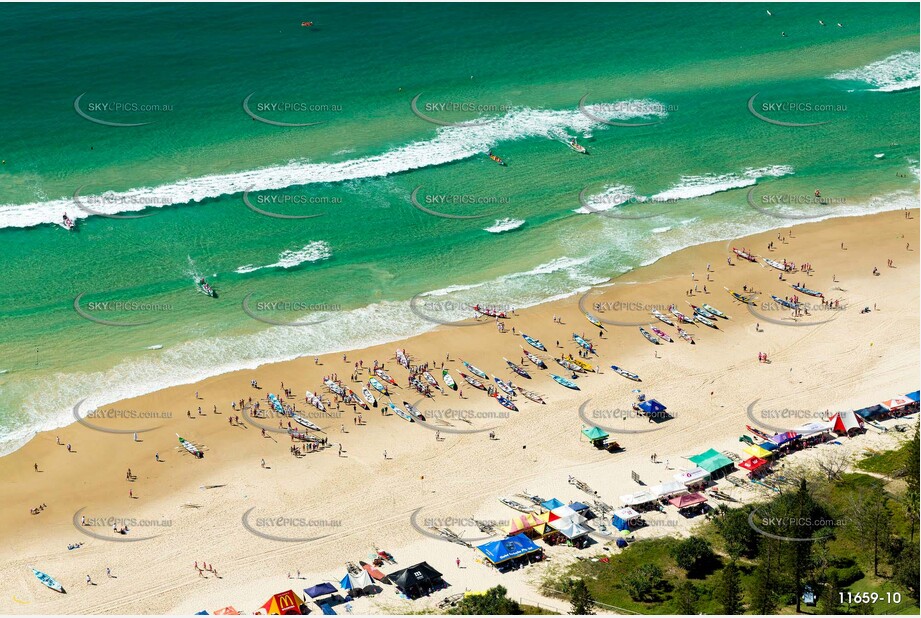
449 585 522 615
568 579 595 615
892 542 920 600
749 561 778 614
847 484 892 576
903 424 919 542
624 563 663 602
819 571 842 614
674 536 715 575
715 560 745 615
674 581 699 615
711 504 759 558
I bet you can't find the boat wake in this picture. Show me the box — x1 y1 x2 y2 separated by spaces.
0 99 668 230
484 218 525 233
235 241 332 274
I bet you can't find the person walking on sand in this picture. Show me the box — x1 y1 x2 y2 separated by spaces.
260 458 266 468
383 450 387 460
129 489 133 498
155 451 159 462
456 557 461 568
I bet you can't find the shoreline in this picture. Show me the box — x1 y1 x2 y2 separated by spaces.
3 192 918 458
1 208 917 614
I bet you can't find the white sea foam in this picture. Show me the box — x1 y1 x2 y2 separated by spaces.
235 241 331 274
484 218 525 233
829 51 920 92
652 165 794 202
0 100 668 230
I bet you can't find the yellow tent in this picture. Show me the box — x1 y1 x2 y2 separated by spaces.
503 513 541 535
743 444 773 459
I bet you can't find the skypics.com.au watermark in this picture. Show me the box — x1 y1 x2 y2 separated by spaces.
74 292 172 327
241 295 341 327
410 95 512 127
72 400 172 435
578 400 673 436
747 93 846 128
243 93 342 127
74 93 173 127
409 186 509 220
242 507 342 542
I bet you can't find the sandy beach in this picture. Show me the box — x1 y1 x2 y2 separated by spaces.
1 209 917 615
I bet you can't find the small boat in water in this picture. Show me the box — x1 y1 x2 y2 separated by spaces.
639 327 660 345
472 304 508 318
487 150 506 166
516 386 546 404
31 567 65 593
61 213 75 231
461 360 487 379
610 365 641 381
504 358 531 378
567 138 588 154
197 278 216 298
521 333 547 351
551 374 580 390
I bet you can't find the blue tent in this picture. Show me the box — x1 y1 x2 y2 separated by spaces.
304 582 338 598
907 391 919 402
319 603 337 615
476 533 540 565
541 498 565 510
855 404 887 419
570 502 590 513
194 612 209 615
757 441 778 451
638 399 667 414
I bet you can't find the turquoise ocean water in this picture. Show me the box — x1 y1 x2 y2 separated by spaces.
0 3 918 453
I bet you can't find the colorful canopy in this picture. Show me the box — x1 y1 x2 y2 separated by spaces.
213 608 240 616
582 426 609 441
535 510 559 525
674 467 710 485
476 533 541 565
260 590 304 615
668 492 707 509
540 498 565 510
757 441 778 451
739 456 770 472
339 570 374 591
882 396 913 411
907 391 920 402
769 431 799 445
743 444 773 459
505 513 542 535
570 501 591 512
688 448 735 474
831 410 863 434
611 507 640 530
855 404 887 419
638 399 667 415
304 583 337 599
550 505 578 520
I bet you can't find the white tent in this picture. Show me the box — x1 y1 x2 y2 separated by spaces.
548 519 590 539
620 490 656 506
792 420 834 438
650 480 687 498
550 505 578 520
674 467 710 485
339 570 374 591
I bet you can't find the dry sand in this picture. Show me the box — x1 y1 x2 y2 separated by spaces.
1 209 917 615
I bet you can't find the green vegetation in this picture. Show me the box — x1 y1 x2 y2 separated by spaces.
541 426 920 615
447 585 524 615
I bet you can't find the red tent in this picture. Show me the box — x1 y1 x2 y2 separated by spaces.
830 410 863 435
260 590 303 615
668 492 707 509
739 456 770 472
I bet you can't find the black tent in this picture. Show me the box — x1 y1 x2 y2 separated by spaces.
388 562 443 591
